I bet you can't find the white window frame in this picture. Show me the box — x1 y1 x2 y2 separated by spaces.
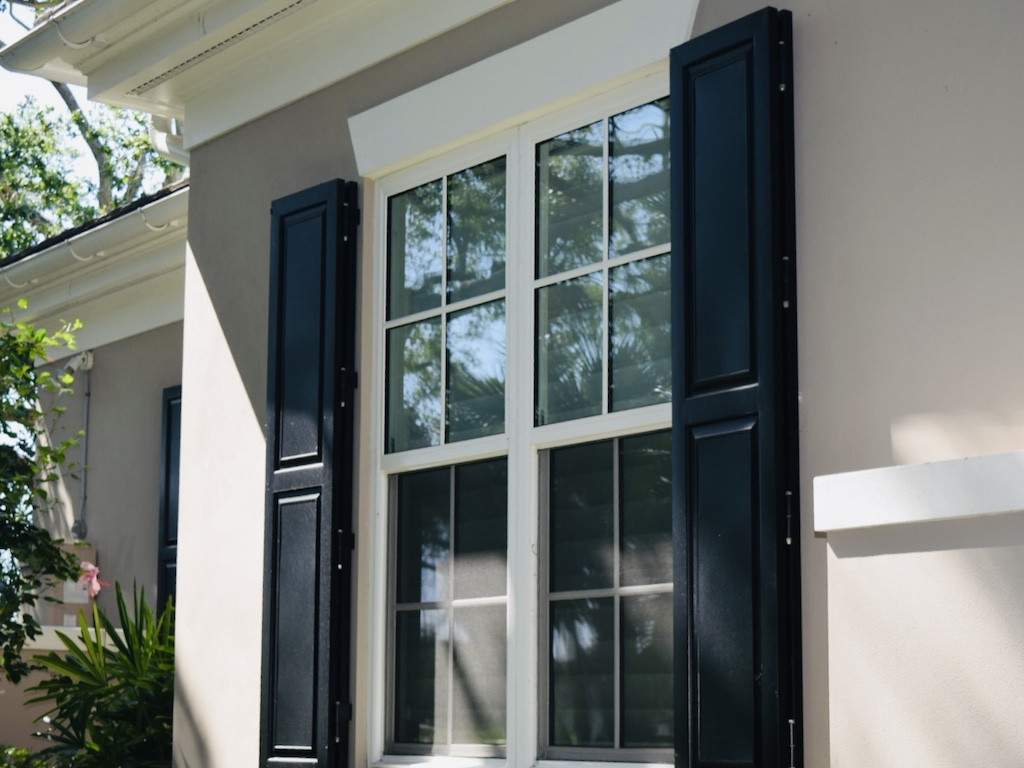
366 69 672 768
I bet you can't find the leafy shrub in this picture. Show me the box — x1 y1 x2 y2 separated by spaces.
27 585 173 768
0 746 36 768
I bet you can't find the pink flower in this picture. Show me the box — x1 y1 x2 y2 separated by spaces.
79 562 110 599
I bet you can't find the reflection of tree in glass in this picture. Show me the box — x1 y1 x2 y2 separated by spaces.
537 122 604 277
389 180 443 318
610 254 672 411
610 98 670 256
448 158 506 303
387 319 441 452
536 274 604 425
447 301 506 442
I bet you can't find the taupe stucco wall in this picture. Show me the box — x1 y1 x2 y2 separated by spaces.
178 0 1024 766
40 321 184 617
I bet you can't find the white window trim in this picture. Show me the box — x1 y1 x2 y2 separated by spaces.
365 70 671 768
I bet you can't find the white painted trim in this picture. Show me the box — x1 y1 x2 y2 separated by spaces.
813 451 1024 533
349 0 695 178
0 188 187 359
181 0 511 148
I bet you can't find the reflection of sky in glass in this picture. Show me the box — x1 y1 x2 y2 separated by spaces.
389 181 443 319
610 254 672 411
448 157 506 303
447 300 505 442
536 121 604 277
610 98 670 256
387 318 441 453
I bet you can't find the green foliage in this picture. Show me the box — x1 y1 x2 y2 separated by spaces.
0 746 36 768
27 585 174 768
0 301 82 683
0 98 94 257
1 95 185 260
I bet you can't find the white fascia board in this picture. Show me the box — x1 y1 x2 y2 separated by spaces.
814 451 1024 533
348 0 698 178
182 0 512 149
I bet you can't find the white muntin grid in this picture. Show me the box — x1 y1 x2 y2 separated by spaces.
365 69 673 768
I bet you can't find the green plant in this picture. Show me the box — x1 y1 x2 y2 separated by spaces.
0 746 37 768
1 300 83 683
27 584 174 768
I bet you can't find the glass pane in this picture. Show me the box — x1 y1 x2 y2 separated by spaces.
396 467 450 604
447 301 506 443
448 157 506 303
452 604 507 745
549 440 613 592
550 598 614 747
620 431 673 586
454 459 507 600
388 181 443 319
609 253 671 411
535 273 604 426
621 593 673 747
610 98 671 256
386 318 442 453
395 609 449 744
536 121 604 278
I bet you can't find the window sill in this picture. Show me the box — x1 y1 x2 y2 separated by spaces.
537 761 673 768
373 757 506 768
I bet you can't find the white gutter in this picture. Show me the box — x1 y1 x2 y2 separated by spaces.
150 116 190 166
0 0 137 75
0 187 188 294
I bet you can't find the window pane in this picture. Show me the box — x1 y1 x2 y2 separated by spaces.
550 598 614 747
389 181 443 319
621 593 673 747
610 98 670 256
620 431 673 586
397 467 450 604
609 253 671 411
448 158 506 303
387 318 442 453
454 459 507 600
447 301 506 443
536 121 604 278
452 604 507 745
535 273 604 426
395 609 449 744
549 440 613 592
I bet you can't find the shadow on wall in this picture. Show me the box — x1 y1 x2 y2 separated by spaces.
829 511 1024 558
172 673 211 768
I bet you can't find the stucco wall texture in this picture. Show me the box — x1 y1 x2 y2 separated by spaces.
178 0 1024 766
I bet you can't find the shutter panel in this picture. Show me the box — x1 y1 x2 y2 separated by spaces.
158 385 182 609
670 8 800 768
260 180 359 768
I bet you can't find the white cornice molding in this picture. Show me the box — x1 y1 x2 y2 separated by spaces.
348 0 697 178
0 188 188 359
814 451 1024 533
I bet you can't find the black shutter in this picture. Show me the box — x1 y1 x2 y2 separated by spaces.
158 385 181 609
260 180 359 768
670 8 800 768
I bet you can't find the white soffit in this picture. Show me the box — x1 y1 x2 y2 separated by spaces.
182 0 512 148
349 0 698 178
814 451 1024 533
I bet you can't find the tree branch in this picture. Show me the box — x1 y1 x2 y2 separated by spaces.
49 80 113 211
121 153 147 206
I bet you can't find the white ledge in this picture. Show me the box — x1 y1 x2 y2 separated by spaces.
814 451 1024 533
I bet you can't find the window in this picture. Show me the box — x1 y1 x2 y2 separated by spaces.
534 97 671 425
158 385 181 608
371 73 672 767
385 157 508 452
388 459 508 755
540 431 673 758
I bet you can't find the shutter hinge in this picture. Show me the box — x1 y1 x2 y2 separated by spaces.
785 490 794 545
334 700 353 742
782 255 793 309
788 717 797 768
336 529 355 566
339 368 358 409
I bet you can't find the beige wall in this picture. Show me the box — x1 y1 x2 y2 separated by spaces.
178 0 1024 766
39 321 184 616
